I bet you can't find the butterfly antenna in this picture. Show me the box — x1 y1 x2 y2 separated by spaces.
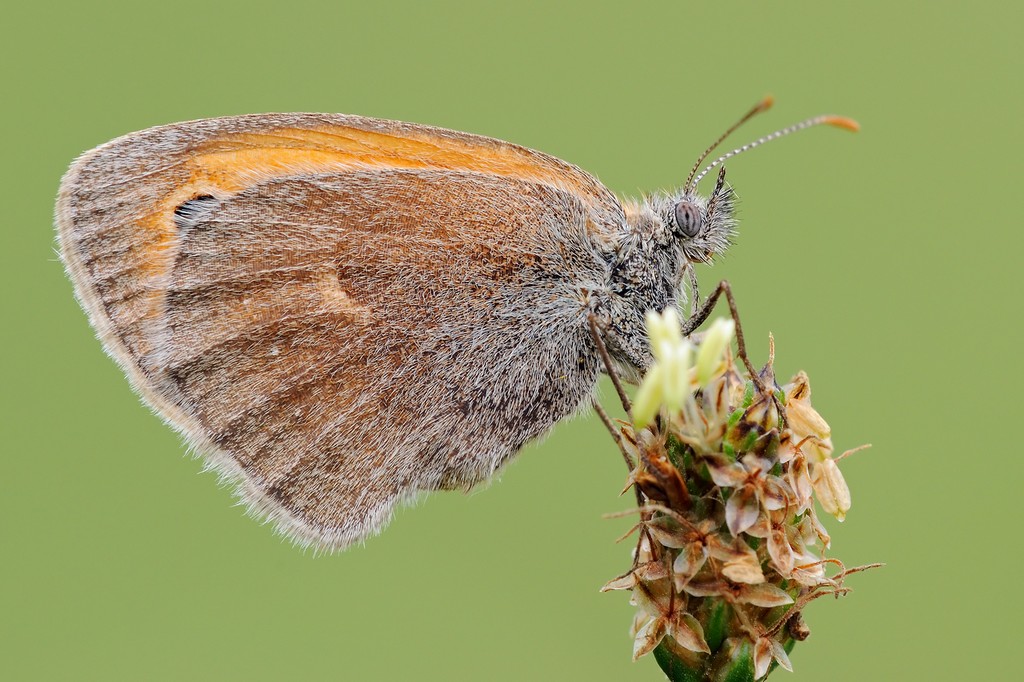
690 114 859 188
683 95 775 194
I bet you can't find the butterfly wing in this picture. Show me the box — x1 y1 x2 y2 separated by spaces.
57 114 626 549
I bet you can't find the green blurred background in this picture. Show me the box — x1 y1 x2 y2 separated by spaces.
2 1 1019 679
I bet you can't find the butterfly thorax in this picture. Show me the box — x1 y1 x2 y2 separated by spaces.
596 189 737 379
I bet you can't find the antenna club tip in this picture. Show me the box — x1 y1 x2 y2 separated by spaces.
824 116 860 132
758 95 775 111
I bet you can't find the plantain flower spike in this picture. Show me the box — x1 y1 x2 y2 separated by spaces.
602 310 875 681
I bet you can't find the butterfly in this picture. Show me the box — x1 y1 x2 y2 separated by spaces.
56 98 855 550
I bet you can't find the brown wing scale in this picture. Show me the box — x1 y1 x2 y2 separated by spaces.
57 114 625 549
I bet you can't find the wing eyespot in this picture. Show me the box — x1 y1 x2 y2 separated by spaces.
172 194 220 231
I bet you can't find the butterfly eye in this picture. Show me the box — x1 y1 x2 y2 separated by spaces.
673 201 702 238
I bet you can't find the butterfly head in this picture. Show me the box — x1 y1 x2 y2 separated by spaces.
663 96 859 265
650 168 737 266
596 99 858 375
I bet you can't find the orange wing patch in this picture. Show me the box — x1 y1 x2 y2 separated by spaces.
59 114 623 371
175 123 608 208
138 121 609 268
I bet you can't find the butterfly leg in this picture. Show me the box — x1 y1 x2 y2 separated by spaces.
587 314 634 423
590 397 635 471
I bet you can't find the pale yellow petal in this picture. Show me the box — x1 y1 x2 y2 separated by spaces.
646 308 683 359
632 365 664 428
696 317 734 386
661 342 694 412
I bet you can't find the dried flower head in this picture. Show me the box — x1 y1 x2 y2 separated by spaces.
602 314 876 680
